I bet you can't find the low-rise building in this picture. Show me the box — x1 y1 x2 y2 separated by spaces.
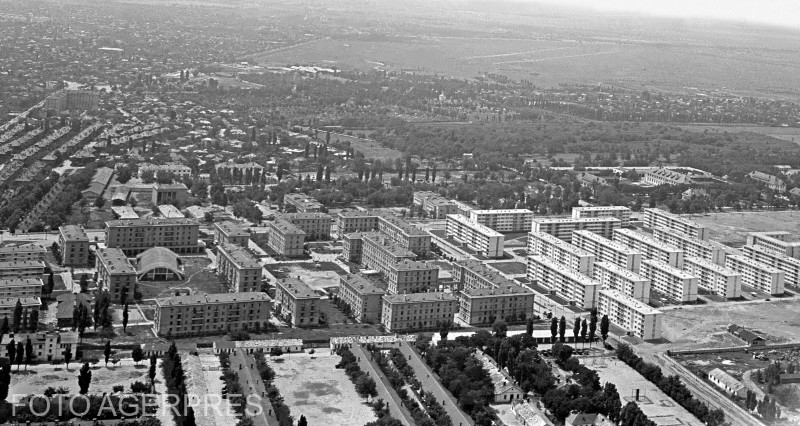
572 230 642 272
708 368 747 398
475 349 525 404
154 292 271 337
747 171 786 193
446 214 505 258
266 219 306 257
642 208 708 240
598 289 662 340
653 227 725 265
643 168 713 187
640 259 699 302
338 274 385 323
613 228 684 269
274 278 321 327
469 209 534 233
281 212 332 240
0 331 79 362
682 256 742 299
528 231 595 274
381 292 457 332
572 206 631 227
152 183 188 205
527 255 600 309
459 284 535 325
214 221 250 246
58 225 90 267
216 243 263 292
135 247 185 281
532 217 620 243
725 255 785 295
284 193 323 213
592 261 651 303
138 163 192 179
95 247 137 303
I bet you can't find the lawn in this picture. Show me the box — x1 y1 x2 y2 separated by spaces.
137 257 226 300
271 353 378 425
486 261 528 275
691 211 800 245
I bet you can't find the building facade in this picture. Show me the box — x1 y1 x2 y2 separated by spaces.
281 212 332 241
531 217 620 243
274 278 321 327
613 228 685 268
640 259 699 302
572 206 631 227
216 243 263 293
58 225 90 267
381 292 457 332
284 193 323 213
572 230 642 272
744 244 800 289
469 209 534 233
458 285 535 325
598 289 662 340
746 232 800 259
0 331 79 362
682 256 742 299
338 274 385 323
652 227 726 265
527 255 600 309
154 292 271 337
265 219 306 257
105 218 202 256
214 221 250 247
592 261 651 303
725 255 785 295
95 247 137 303
642 208 708 240
528 231 595 274
446 214 505 258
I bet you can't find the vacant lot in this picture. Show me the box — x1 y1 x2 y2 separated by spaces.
9 361 152 396
691 211 800 245
266 262 345 293
487 261 528 275
657 299 800 351
272 353 377 425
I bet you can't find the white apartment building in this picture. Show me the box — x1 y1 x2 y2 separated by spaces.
746 232 800 259
469 209 534 233
743 244 800 289
592 261 651 303
640 259 699 302
598 289 662 340
527 231 595 274
652 227 726 265
643 208 708 240
572 230 642 272
726 254 785 295
527 255 600 309
572 206 632 227
682 256 742 299
531 217 620 243
446 214 505 258
614 228 684 268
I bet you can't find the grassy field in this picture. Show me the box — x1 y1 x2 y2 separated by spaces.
272 353 377 425
690 211 800 245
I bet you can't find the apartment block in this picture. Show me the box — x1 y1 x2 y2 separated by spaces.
336 211 381 234
531 217 620 243
281 212 332 240
341 232 365 263
653 227 726 265
274 278 321 327
572 206 631 227
58 225 90 267
362 233 416 278
459 284 535 326
526 255 600 309
0 243 46 263
682 256 742 299
381 292 457 332
446 214 505 258
152 183 188 205
452 259 516 293
469 209 534 233
642 208 708 240
725 254 785 295
216 242 263 292
572 230 642 272
214 221 250 247
284 193 323 213
743 244 800 289
105 218 202 256
339 274 385 323
0 297 40 322
528 231 595 274
746 232 800 259
0 278 43 299
154 292 271 337
335 211 430 255
386 260 440 295
640 259 699 302
598 289 663 340
613 228 684 268
138 163 192 179
95 247 137 303
266 219 306 257
0 261 45 279
592 261 651 303
0 331 79 362
413 191 458 219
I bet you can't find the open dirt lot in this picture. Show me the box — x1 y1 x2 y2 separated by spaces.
690 211 800 245
266 262 345 293
590 356 701 426
271 353 377 425
9 361 152 396
656 299 800 351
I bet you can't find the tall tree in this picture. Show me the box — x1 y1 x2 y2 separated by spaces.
104 340 112 367
122 304 129 333
0 317 8 336
581 319 588 346
78 362 91 394
600 314 610 342
24 337 33 369
11 300 22 333
589 315 598 345
558 316 566 342
6 340 15 367
550 317 558 343
28 309 38 332
0 364 10 402
526 317 534 336
573 318 581 342
63 346 72 368
14 342 23 371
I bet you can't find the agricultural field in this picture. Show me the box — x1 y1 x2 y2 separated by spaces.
271 353 377 425
690 211 800 245
681 125 800 144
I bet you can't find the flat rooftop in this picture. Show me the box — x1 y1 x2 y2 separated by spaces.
96 248 136 274
600 289 661 315
106 218 199 227
59 225 88 241
276 277 319 299
534 217 621 224
341 274 386 295
383 292 457 304
641 259 697 278
594 261 648 281
528 255 600 287
218 242 261 269
447 214 503 237
215 221 249 237
156 292 270 307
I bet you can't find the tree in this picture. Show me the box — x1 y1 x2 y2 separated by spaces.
589 314 598 345
28 309 38 332
78 362 92 394
204 211 215 223
581 319 588 346
5 340 15 368
558 316 566 342
11 300 22 333
493 319 508 338
603 382 622 423
573 318 581 342
0 364 10 402
117 167 132 184
122 304 129 332
526 317 534 336
600 315 610 342
14 342 23 371
104 340 112 366
63 346 72 368
550 317 558 343
24 337 33 369
45 272 54 296
80 274 89 293
355 374 378 398
438 320 451 341
298 415 308 426
132 346 144 365
0 317 8 336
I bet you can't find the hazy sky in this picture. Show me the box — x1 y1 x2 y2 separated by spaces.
529 0 800 29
